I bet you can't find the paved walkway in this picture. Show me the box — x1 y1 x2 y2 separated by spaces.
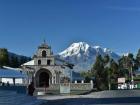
0 90 43 105
38 90 140 100
40 97 140 105
38 90 140 105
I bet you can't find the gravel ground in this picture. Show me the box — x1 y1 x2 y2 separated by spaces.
88 90 140 98
39 90 140 105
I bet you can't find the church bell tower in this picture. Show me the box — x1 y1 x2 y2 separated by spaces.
34 41 54 66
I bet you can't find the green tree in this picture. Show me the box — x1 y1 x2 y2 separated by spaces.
92 54 119 91
109 60 119 89
136 49 140 67
118 53 138 82
0 48 9 67
92 55 108 90
104 56 119 90
104 54 110 64
80 70 93 83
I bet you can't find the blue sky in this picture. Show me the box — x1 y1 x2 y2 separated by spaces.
0 0 140 56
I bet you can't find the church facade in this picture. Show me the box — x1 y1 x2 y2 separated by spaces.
21 42 71 87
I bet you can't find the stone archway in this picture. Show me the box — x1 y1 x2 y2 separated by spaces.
35 69 52 87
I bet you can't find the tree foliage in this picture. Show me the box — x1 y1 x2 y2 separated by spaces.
92 54 119 90
0 48 9 67
118 53 138 81
80 70 93 83
0 48 30 68
92 50 140 91
92 55 109 90
136 49 140 67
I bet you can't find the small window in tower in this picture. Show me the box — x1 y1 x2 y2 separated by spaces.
47 60 51 65
42 50 46 57
38 60 41 65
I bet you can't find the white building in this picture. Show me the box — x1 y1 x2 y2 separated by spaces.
0 68 26 85
21 42 73 88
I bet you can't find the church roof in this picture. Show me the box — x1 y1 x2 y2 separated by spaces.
22 59 69 66
22 60 34 66
21 58 74 69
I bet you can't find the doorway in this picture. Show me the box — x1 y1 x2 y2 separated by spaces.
39 72 49 87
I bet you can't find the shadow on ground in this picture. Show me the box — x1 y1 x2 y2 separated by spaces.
41 97 140 105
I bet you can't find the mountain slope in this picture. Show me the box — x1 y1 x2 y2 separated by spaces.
0 48 31 68
58 42 120 72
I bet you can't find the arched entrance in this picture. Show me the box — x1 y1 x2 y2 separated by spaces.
35 69 52 87
39 72 49 87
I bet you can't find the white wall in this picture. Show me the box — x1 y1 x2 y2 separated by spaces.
2 78 23 84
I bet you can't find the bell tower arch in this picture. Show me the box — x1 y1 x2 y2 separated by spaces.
33 41 55 66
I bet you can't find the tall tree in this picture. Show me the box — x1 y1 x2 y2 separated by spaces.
92 54 119 90
0 48 9 67
136 49 140 67
104 56 119 90
109 60 119 89
92 55 108 90
80 70 93 83
104 54 110 64
118 53 138 82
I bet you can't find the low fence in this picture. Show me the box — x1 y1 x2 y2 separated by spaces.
0 83 93 94
36 83 93 95
70 83 93 90
46 83 93 91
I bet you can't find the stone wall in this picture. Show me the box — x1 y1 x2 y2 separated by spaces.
47 83 93 91
70 83 93 90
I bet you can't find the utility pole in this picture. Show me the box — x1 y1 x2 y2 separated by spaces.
130 62 134 89
108 70 111 90
70 69 73 83
105 61 111 90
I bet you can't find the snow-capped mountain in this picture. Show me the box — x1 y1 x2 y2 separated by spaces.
122 53 130 57
58 42 120 72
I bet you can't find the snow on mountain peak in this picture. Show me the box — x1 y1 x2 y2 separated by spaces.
94 46 101 49
71 42 89 50
123 53 129 56
58 42 120 72
59 42 90 57
104 48 111 53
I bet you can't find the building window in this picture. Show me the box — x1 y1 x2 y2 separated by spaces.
42 50 46 57
38 60 41 65
47 60 51 65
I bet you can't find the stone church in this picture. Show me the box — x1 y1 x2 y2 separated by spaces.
21 41 73 88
